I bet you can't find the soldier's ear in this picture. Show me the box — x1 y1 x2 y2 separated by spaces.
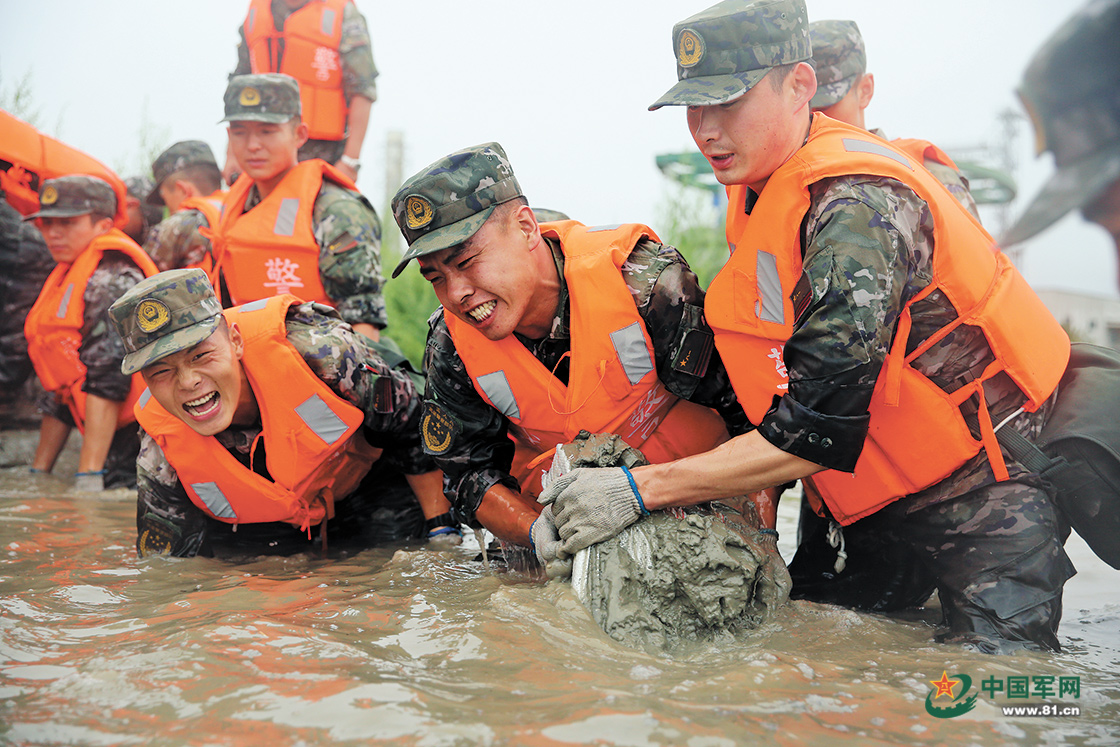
228 323 245 359
293 120 310 150
790 61 817 110
856 73 875 111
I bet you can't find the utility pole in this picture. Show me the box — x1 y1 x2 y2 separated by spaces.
383 129 404 262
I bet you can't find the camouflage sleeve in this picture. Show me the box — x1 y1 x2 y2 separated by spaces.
756 175 935 472
924 159 981 220
420 309 519 527
135 429 210 557
79 253 147 402
626 239 752 436
142 209 213 273
284 302 432 473
312 182 387 328
339 1 379 102
231 25 251 78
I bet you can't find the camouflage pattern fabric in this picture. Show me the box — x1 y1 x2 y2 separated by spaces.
239 178 386 328
26 176 117 220
422 236 750 527
0 197 53 395
869 128 981 220
232 0 379 160
142 208 214 273
148 141 220 204
134 301 431 558
223 73 301 123
649 0 811 110
123 175 164 230
808 20 866 109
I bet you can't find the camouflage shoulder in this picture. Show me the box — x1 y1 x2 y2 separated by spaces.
427 305 448 333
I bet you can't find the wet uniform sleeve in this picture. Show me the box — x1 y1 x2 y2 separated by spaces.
232 24 251 78
626 239 752 437
756 176 934 472
142 209 212 273
284 302 432 474
421 310 519 527
339 2 379 103
135 430 210 558
311 183 386 329
79 253 147 402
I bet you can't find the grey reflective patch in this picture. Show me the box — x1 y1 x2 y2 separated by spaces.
239 299 269 312
321 8 335 35
191 482 237 519
757 250 784 324
586 224 623 233
57 284 74 319
609 322 654 385
477 371 521 420
247 8 256 30
295 394 348 445
274 198 300 237
843 138 914 170
137 388 151 409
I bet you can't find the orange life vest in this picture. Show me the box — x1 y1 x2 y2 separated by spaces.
707 114 1070 525
891 138 960 171
0 109 129 226
134 294 381 530
23 229 158 432
213 160 355 307
446 221 729 495
177 190 226 279
243 0 350 141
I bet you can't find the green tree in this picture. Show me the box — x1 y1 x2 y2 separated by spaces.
381 220 439 368
655 182 728 289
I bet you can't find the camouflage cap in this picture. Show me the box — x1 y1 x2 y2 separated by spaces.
1003 0 1120 246
221 74 301 124
108 268 224 375
649 0 811 111
147 140 220 205
808 20 866 109
23 175 118 221
532 208 571 223
389 142 523 278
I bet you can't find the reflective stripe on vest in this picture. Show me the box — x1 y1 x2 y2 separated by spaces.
842 138 913 169
609 322 653 385
757 250 784 325
320 7 335 34
191 482 237 519
274 198 300 237
477 371 520 420
56 284 74 318
295 394 348 445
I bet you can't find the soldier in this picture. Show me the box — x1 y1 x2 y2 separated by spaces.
142 141 227 274
391 142 769 566
213 73 385 343
223 0 378 184
108 268 456 558
808 19 980 218
123 176 165 245
544 0 1077 654
1001 0 1120 289
23 176 158 490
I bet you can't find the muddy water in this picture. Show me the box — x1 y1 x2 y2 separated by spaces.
1 429 1118 745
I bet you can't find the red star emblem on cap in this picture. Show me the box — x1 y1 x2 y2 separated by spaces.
930 671 960 700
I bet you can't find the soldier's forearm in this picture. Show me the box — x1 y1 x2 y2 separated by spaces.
77 394 122 473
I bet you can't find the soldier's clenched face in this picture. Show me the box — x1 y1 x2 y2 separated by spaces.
141 322 257 437
227 119 308 195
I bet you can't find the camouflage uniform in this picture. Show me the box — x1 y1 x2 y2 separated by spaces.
110 271 430 558
123 175 164 243
231 0 379 164
142 141 224 273
0 195 53 404
652 0 1074 652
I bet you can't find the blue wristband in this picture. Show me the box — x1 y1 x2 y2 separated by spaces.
28 468 45 474
75 470 107 477
759 528 779 538
428 526 460 538
619 466 649 515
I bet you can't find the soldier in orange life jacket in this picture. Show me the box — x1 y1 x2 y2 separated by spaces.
107 268 456 558
213 73 386 344
543 0 1078 654
807 19 980 219
223 0 377 184
23 176 158 491
390 142 775 576
142 140 228 275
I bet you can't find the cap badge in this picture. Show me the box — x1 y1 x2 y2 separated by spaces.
136 298 172 334
41 186 59 206
405 195 435 230
677 29 705 68
239 87 262 106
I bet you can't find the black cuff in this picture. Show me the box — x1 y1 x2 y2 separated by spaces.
759 394 870 472
424 512 455 531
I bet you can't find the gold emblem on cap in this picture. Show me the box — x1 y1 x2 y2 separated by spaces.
677 29 705 68
136 298 172 334
239 87 262 106
41 186 59 206
405 195 435 230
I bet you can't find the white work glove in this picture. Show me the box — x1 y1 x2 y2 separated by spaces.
74 470 106 492
530 505 572 579
539 466 648 554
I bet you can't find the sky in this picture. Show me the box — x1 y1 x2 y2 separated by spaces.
1 0 1114 297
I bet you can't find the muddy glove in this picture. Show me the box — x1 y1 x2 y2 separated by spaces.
530 505 572 579
74 470 106 492
540 466 649 554
750 528 792 613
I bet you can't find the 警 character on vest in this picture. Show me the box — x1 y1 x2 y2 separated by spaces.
23 176 159 491
142 140 228 277
107 268 456 558
224 0 377 184
213 73 385 343
542 0 1080 655
389 142 776 573
808 19 981 219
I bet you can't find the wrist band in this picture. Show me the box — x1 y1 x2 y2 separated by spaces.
759 528 779 538
428 526 460 538
619 466 649 515
28 468 45 474
424 512 455 531
75 470 107 477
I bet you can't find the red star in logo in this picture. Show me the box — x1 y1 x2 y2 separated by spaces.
930 671 960 700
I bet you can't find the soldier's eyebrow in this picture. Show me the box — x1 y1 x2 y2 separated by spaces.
419 245 468 279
